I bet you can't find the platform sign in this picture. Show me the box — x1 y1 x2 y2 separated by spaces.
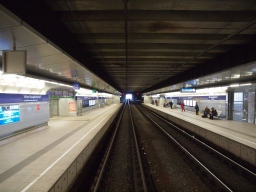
0 94 49 103
68 102 76 112
0 104 20 126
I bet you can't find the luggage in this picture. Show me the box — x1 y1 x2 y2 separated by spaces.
201 114 206 118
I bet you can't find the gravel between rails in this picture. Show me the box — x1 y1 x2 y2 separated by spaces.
132 105 211 191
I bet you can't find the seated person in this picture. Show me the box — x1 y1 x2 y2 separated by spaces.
209 107 217 120
203 106 210 116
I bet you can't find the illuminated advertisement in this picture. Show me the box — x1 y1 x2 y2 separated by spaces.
0 104 20 126
68 102 76 112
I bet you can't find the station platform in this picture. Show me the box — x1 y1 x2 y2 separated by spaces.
0 103 122 192
143 103 256 167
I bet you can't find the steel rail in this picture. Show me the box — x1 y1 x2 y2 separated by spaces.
93 102 126 191
144 107 256 180
137 106 233 192
128 102 148 191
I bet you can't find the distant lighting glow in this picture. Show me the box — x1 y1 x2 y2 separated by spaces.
126 94 132 100
152 94 160 98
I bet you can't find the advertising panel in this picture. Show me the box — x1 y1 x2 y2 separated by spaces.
68 102 76 112
0 104 20 126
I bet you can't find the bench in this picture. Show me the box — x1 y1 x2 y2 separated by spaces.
213 111 221 119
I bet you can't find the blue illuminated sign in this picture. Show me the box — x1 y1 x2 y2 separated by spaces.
166 95 226 100
180 87 196 93
0 94 49 103
0 104 20 126
73 83 80 90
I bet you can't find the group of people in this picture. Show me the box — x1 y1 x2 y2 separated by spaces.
181 101 198 114
163 101 173 109
202 106 218 119
182 102 218 119
151 100 159 106
162 101 218 119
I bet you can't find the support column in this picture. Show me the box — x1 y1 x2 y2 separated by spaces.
226 89 233 120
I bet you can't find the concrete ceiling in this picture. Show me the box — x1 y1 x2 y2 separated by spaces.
1 0 256 93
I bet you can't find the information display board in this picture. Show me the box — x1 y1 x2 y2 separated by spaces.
0 104 20 126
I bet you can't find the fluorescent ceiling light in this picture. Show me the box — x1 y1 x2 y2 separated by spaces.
240 83 251 86
50 81 59 85
42 80 51 83
230 84 239 87
59 83 67 86
232 75 240 78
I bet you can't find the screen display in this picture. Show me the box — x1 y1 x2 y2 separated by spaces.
82 100 96 107
89 100 96 106
0 104 20 126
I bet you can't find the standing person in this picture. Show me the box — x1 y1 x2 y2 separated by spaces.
181 101 185 112
169 101 173 109
195 102 199 115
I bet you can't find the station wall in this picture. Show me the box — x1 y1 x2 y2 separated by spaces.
0 101 50 138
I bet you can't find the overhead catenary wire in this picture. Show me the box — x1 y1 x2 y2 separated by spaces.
124 0 128 92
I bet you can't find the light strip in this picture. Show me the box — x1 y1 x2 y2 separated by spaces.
240 83 251 86
49 81 59 85
230 84 239 87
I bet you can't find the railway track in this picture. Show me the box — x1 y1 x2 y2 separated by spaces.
70 102 256 191
136 104 256 191
89 100 154 191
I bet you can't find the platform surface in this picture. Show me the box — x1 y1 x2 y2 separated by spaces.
0 104 121 192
